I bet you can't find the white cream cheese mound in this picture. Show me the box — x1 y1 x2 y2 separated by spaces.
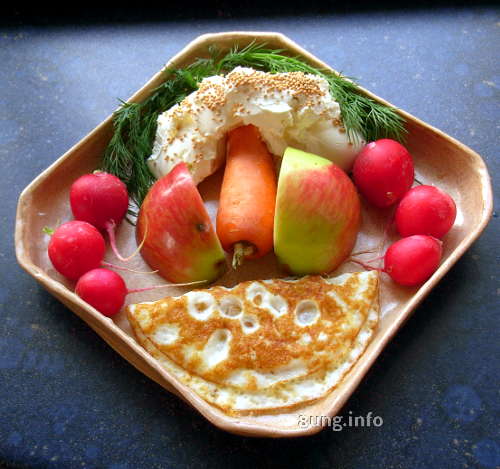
148 67 364 184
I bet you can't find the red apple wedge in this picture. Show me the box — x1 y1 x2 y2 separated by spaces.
137 163 227 283
274 147 361 275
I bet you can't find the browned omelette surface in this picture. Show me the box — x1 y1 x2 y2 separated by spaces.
128 271 379 414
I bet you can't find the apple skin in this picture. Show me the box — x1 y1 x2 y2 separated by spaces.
274 147 361 275
137 163 226 283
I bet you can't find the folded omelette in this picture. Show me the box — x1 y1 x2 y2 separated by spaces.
127 271 379 415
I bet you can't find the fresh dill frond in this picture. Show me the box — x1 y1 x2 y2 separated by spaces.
102 56 218 207
102 42 406 207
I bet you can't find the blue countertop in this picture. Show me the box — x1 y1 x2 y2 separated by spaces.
2 6 499 469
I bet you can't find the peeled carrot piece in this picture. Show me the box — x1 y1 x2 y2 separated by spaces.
216 124 277 268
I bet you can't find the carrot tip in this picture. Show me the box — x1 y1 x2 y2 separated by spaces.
231 242 255 269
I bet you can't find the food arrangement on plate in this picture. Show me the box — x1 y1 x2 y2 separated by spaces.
16 33 491 435
43 41 458 415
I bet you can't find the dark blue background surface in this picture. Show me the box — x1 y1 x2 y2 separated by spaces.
2 6 499 469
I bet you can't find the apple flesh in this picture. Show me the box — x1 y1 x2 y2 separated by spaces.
274 147 361 275
137 162 226 283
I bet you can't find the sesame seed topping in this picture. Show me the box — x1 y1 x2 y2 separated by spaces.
148 66 363 183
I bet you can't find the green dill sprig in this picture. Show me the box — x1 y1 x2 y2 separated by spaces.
102 57 218 206
102 42 406 207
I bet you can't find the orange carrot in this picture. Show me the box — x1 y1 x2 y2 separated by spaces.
216 124 277 268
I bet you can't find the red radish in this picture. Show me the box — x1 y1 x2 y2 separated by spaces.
384 235 442 286
75 268 207 317
46 221 155 281
353 139 414 208
70 172 131 260
395 185 456 238
48 221 105 280
76 268 127 317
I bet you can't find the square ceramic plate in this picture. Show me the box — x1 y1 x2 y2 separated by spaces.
15 32 493 437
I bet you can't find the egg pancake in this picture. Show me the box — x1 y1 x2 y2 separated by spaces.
127 271 379 415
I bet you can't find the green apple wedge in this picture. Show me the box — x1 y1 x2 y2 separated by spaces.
274 147 361 275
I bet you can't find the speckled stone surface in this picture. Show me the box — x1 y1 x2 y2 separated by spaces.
2 7 499 469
